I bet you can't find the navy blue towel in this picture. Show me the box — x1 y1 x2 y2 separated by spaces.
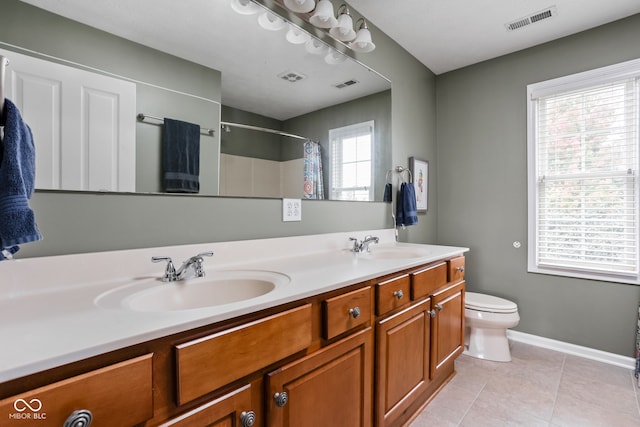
162 118 200 193
0 99 42 259
395 182 418 227
383 182 392 203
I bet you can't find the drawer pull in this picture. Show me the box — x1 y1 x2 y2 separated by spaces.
240 410 257 427
393 290 404 300
349 307 361 319
435 304 443 311
456 266 465 272
274 391 288 407
64 409 93 427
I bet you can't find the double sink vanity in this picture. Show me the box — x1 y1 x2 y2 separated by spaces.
0 229 468 426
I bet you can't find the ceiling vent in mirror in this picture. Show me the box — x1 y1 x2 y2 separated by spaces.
506 6 557 31
334 79 359 89
278 71 307 83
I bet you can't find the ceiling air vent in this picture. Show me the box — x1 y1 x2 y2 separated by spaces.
506 6 557 31
334 79 359 89
278 71 306 83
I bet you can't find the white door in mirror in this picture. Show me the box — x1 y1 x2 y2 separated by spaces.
283 198 302 222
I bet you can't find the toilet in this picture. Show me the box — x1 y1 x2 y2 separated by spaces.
464 292 520 362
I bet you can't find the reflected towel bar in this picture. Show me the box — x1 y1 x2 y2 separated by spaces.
137 113 215 136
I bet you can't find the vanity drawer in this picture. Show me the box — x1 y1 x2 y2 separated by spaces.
175 304 312 405
448 256 466 283
0 354 153 426
323 286 372 340
376 274 410 315
411 262 447 299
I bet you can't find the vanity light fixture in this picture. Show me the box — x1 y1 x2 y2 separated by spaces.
286 24 311 44
309 0 337 28
230 0 261 15
258 10 287 31
329 5 356 42
283 0 315 13
305 38 328 55
349 18 375 52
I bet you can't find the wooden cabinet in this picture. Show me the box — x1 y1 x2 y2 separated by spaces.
1 255 466 427
376 274 410 315
375 298 431 427
323 286 372 340
160 383 257 427
266 327 373 427
175 304 312 405
431 281 465 377
0 354 153 426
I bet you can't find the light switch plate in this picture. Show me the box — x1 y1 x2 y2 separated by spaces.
282 198 302 222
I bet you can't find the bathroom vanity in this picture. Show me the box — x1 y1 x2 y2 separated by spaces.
0 230 467 426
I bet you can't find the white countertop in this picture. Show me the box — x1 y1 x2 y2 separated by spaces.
0 229 468 383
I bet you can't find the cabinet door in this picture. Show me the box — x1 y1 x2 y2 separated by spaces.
431 281 465 377
375 298 431 427
160 384 257 427
266 327 373 427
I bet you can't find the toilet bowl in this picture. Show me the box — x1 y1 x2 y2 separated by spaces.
464 292 520 362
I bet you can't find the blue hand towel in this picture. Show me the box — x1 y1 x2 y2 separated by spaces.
395 182 418 227
162 118 200 193
402 182 419 226
0 99 42 257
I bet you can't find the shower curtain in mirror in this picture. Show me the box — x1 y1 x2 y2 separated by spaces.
303 140 324 199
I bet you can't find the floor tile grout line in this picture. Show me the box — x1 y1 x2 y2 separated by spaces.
455 378 488 426
548 354 567 424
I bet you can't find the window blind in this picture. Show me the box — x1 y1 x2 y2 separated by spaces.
534 77 639 276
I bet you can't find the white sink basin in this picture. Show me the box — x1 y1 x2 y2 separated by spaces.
96 270 290 312
359 247 430 260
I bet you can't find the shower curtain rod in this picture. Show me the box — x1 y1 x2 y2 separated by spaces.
221 121 314 142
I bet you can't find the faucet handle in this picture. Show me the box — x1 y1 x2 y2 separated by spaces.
349 237 361 252
191 251 214 277
152 256 177 282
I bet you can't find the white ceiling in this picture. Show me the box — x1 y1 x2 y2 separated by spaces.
348 0 640 74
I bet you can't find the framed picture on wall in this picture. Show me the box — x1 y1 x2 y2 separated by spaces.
410 157 428 212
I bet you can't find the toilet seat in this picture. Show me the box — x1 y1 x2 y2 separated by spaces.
465 292 517 313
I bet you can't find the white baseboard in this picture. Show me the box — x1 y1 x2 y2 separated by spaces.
507 330 636 370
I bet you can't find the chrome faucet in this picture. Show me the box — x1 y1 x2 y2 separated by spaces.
152 251 214 282
349 235 379 253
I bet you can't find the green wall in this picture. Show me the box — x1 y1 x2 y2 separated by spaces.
436 14 640 357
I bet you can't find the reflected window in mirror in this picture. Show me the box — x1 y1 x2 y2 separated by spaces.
329 121 374 201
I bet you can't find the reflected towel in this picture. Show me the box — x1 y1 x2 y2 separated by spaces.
162 118 200 193
383 183 392 203
0 99 42 257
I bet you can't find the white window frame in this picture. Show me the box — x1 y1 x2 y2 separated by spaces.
328 120 375 201
527 58 640 285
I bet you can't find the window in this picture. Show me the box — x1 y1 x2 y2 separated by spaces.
527 59 640 284
329 121 374 201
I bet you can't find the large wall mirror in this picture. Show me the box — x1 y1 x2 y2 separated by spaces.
5 0 391 201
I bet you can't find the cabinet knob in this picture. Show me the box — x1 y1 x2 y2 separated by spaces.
435 304 443 311
349 307 361 319
274 391 288 407
64 409 93 427
428 309 436 318
456 266 465 272
393 290 404 300
240 410 256 427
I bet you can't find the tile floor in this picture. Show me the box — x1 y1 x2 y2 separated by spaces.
410 341 640 427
